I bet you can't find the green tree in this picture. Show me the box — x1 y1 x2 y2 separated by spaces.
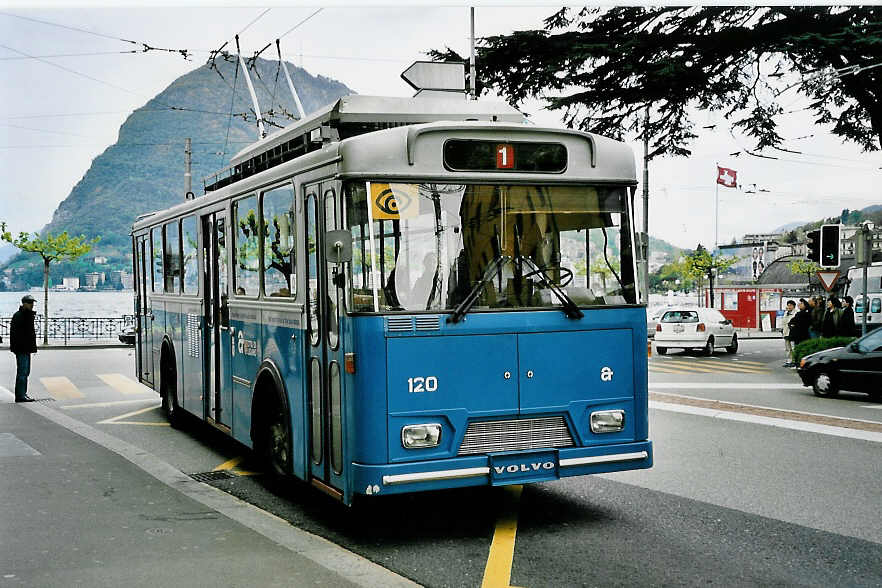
650 254 696 293
685 245 738 308
1 223 99 344
431 7 881 155
788 259 822 292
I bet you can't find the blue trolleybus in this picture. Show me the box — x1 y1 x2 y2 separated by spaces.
131 95 652 504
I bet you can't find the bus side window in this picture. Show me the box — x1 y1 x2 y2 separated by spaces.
306 191 320 346
164 221 181 294
233 195 260 296
262 185 296 298
181 216 198 295
152 227 163 293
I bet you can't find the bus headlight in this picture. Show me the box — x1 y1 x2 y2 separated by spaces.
401 424 442 449
590 410 625 433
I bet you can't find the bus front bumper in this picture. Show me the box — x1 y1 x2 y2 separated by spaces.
351 440 652 496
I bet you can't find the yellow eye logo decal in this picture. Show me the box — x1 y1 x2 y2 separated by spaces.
370 183 418 220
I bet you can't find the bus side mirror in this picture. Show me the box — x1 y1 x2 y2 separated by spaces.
325 230 352 264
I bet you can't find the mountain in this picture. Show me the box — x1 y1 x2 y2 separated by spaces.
1 58 352 288
771 221 805 233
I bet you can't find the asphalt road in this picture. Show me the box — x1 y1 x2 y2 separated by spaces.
1 341 879 587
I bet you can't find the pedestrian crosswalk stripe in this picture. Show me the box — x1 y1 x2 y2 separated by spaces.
97 373 152 396
39 376 85 400
650 361 770 374
649 365 695 374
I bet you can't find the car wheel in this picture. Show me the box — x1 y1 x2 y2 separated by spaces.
812 371 839 397
656 346 667 355
703 337 715 356
725 333 738 354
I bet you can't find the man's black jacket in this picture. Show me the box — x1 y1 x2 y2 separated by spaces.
10 306 37 354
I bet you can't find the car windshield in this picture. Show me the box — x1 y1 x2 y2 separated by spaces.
344 182 637 313
661 310 699 323
855 328 882 352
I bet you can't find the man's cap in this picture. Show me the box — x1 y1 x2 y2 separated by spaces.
21 294 36 303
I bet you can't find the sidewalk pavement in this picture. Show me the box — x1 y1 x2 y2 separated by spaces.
734 328 783 340
0 396 417 588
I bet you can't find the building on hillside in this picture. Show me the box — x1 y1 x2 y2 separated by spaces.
63 277 80 290
93 256 108 264
649 251 669 272
120 271 134 290
83 272 103 290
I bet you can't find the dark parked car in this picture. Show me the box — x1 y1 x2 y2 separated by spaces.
797 328 882 399
119 326 136 346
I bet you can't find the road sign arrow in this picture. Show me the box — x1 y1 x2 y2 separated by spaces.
401 61 466 92
816 270 841 292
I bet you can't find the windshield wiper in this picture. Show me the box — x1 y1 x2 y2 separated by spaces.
518 256 584 320
447 255 508 324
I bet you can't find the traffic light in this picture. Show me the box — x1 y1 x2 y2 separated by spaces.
820 224 841 268
806 229 820 263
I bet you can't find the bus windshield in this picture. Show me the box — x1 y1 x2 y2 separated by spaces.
345 182 637 314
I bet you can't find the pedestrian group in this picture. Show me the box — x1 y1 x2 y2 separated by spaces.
782 294 857 367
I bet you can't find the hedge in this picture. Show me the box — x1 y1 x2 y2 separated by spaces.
792 336 856 364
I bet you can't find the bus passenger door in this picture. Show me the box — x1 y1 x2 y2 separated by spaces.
136 236 154 386
305 181 346 495
203 212 233 428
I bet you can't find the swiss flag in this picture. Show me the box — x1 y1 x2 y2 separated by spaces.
717 166 737 188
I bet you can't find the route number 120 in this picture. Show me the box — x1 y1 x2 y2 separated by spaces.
408 376 438 393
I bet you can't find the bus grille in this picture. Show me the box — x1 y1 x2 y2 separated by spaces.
458 416 575 456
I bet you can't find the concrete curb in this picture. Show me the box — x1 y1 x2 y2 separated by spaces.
1 343 132 350
25 401 420 588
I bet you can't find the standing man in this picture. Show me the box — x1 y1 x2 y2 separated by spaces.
780 300 797 367
10 294 38 402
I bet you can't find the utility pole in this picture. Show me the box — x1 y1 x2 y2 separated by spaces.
855 222 874 335
184 138 193 200
469 7 477 100
642 105 650 303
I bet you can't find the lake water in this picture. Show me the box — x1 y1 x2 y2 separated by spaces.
1 291 135 319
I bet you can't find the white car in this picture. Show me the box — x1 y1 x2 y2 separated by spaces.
654 307 738 355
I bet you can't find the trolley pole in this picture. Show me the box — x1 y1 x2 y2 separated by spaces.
184 137 193 200
469 7 477 100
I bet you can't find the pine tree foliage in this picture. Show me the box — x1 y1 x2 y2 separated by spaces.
430 7 882 157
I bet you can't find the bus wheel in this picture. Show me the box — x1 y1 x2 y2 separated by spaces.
160 351 183 428
656 346 667 355
263 397 291 476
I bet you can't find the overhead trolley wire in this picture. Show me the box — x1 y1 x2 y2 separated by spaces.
0 11 191 59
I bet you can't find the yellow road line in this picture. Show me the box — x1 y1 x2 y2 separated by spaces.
655 361 769 374
214 456 244 471
649 366 696 374
482 485 523 588
97 373 152 395
39 376 84 400
97 404 164 425
62 398 158 410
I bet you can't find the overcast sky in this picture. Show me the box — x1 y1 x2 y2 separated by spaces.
1 2 879 251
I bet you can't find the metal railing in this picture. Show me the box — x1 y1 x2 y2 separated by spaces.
0 315 136 344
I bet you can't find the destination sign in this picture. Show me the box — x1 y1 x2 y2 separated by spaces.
443 140 567 173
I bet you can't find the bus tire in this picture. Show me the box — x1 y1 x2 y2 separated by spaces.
253 375 292 477
656 346 667 355
160 344 183 429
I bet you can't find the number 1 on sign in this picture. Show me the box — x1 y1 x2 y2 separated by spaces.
496 144 514 169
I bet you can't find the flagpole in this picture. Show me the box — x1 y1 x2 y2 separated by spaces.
714 162 719 250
